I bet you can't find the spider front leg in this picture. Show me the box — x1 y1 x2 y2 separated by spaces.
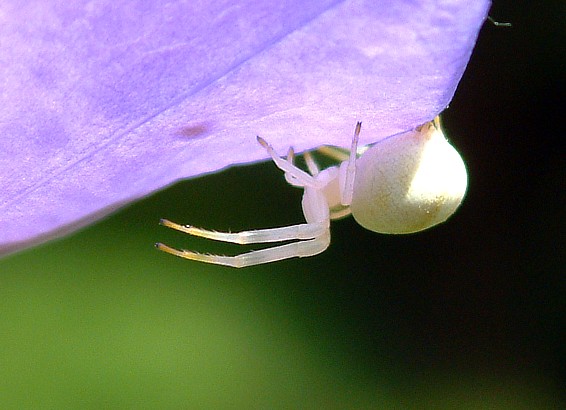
155 138 333 268
155 233 329 268
158 218 328 244
155 217 330 268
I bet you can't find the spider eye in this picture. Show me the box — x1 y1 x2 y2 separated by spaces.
350 119 467 234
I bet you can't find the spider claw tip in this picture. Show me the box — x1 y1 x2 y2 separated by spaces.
256 136 268 147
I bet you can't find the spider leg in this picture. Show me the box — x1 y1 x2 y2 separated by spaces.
257 136 324 189
329 206 352 220
433 115 442 129
286 150 321 186
319 144 370 162
155 232 330 268
157 138 335 267
284 146 304 187
157 188 332 267
286 146 295 164
159 218 328 244
303 152 320 176
340 122 362 206
318 146 350 162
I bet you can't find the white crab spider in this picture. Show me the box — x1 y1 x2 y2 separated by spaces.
156 116 467 268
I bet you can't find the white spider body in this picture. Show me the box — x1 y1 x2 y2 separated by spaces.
351 120 468 234
156 117 467 268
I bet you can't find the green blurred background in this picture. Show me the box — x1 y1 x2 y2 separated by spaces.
1 1 563 408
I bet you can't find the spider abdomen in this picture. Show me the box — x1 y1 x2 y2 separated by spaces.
350 121 468 234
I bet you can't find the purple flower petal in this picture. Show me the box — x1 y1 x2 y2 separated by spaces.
0 0 490 255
